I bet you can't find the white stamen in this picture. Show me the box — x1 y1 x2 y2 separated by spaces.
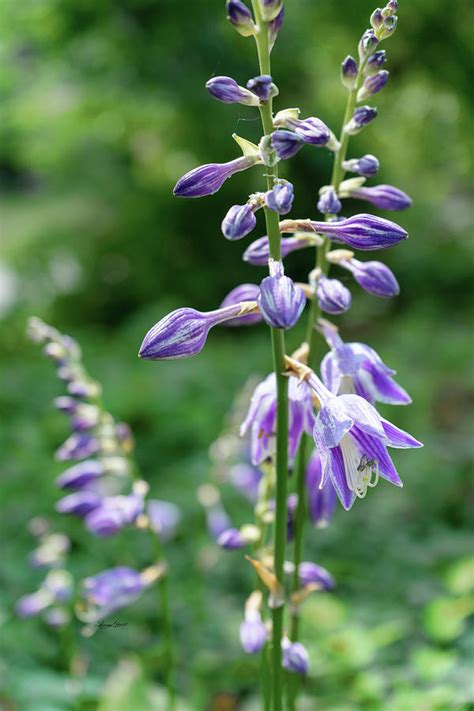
340 435 379 498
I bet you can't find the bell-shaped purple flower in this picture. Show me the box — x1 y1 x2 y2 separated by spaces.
317 276 352 315
82 566 148 619
265 180 294 215
269 6 284 51
55 433 100 461
358 70 389 100
240 372 315 466
240 610 267 654
282 638 310 675
366 50 387 74
340 257 399 297
84 492 144 537
221 202 259 240
317 187 342 215
139 302 259 360
246 75 277 102
298 562 335 590
318 319 411 406
55 491 102 517
345 106 378 135
206 76 259 106
217 527 245 549
219 284 263 325
341 55 358 89
271 130 304 160
173 155 259 198
147 500 181 541
226 0 256 36
258 260 306 330
284 117 330 146
343 154 380 177
307 213 408 250
344 184 412 211
55 459 104 490
243 234 317 266
306 450 337 527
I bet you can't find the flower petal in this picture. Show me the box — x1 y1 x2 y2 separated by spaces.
336 394 385 437
327 446 356 510
350 426 402 486
314 398 354 448
380 418 423 448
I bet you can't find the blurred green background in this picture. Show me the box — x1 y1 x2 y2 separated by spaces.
1 0 473 709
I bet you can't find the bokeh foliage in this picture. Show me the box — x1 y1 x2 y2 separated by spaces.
0 0 473 708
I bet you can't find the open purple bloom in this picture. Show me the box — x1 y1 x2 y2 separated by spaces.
55 459 104 490
84 492 144 537
298 561 335 590
258 260 306 329
306 450 337 527
340 257 400 297
206 76 259 106
343 154 380 177
219 284 262 325
269 6 285 50
221 203 259 240
282 638 310 675
241 372 315 466
139 302 259 360
345 106 378 134
265 180 294 215
319 319 411 406
217 527 245 549
55 491 102 517
308 213 408 250
240 610 267 654
147 500 181 540
271 130 304 160
243 234 316 265
246 74 276 102
173 155 259 198
304 370 422 510
341 55 358 89
317 187 342 215
344 184 412 211
316 276 352 315
82 566 147 618
226 0 256 36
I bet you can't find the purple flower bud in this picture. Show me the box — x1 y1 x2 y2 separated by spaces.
222 203 258 240
16 590 52 618
261 0 283 22
206 76 259 106
85 493 144 537
219 284 262 325
306 451 337 527
173 156 258 198
258 261 306 329
341 258 400 297
55 433 100 461
265 180 294 215
370 8 384 29
70 404 101 432
226 1 256 36
341 55 358 89
53 396 78 414
345 106 378 135
243 234 315 266
378 14 397 40
282 638 310 675
206 506 232 539
317 187 342 216
228 463 262 502
285 117 330 146
246 75 276 102
358 29 379 60
346 184 412 211
240 612 267 654
55 459 104 490
308 213 408 250
139 303 258 360
298 562 335 590
271 130 304 160
82 566 146 615
217 527 245 549
384 1 398 13
268 6 284 51
366 50 387 74
67 380 99 399
55 491 102 517
317 276 351 315
342 154 380 177
147 500 181 540
358 70 389 100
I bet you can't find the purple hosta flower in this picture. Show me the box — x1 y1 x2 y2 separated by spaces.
243 234 319 266
358 29 379 60
296 366 422 510
306 213 408 250
341 55 358 89
284 117 330 147
240 372 315 466
358 70 389 101
286 493 299 542
345 106 378 135
318 319 411 406
139 302 259 360
82 566 149 620
219 284 263 326
282 638 310 675
343 184 412 211
268 6 284 51
226 0 256 37
55 433 100 461
55 491 102 517
222 202 260 240
343 154 380 177
265 180 294 215
316 276 351 315
271 130 304 160
261 0 283 22
240 610 267 654
258 260 306 330
29 533 70 568
173 155 259 198
217 527 245 549
147 500 181 541
84 490 145 537
298 562 335 590
228 463 262 503
246 75 277 102
317 187 342 216
366 50 387 74
306 450 337 527
206 76 260 106
340 257 399 297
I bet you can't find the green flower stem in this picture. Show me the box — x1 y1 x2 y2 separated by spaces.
151 533 175 711
251 3 289 710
